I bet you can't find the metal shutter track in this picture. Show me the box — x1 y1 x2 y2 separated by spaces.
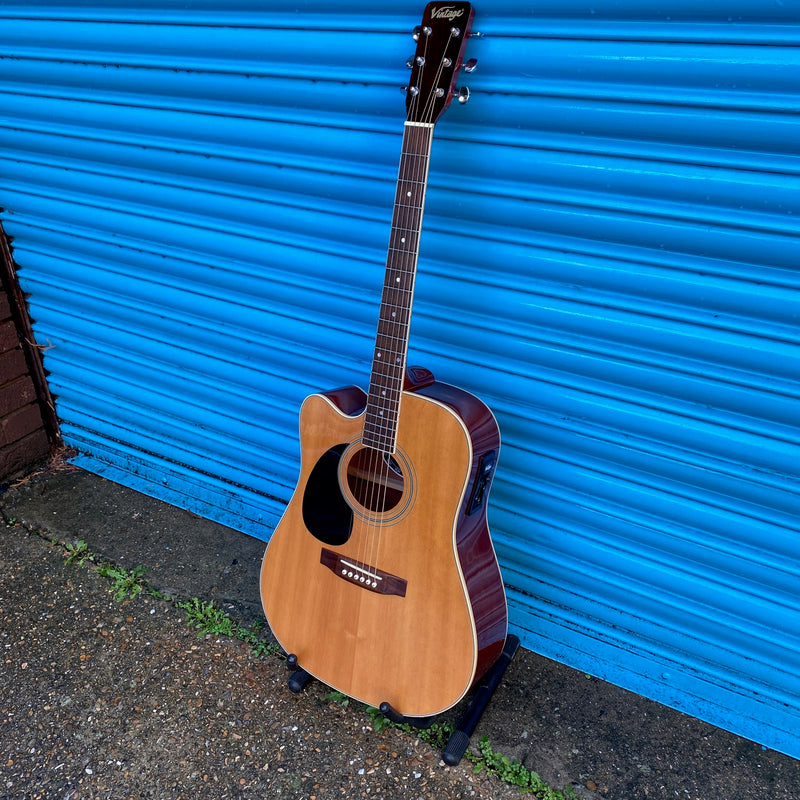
1 2 798 757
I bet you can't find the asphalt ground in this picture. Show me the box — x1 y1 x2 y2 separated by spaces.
1 460 798 799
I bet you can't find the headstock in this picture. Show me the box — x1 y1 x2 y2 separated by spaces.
405 2 475 125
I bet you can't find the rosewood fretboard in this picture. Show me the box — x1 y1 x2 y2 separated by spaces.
361 121 435 454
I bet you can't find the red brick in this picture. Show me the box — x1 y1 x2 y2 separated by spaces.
0 318 20 354
0 428 49 480
0 347 27 385
1 403 45 447
0 375 36 417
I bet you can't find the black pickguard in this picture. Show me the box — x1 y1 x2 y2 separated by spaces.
302 443 353 546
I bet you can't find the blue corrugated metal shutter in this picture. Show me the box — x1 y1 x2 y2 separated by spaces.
1 1 798 758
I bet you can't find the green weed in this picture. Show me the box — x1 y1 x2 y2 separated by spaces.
238 620 281 658
178 597 236 637
95 562 148 602
64 539 92 566
324 690 350 708
361 703 572 798
468 735 578 798
365 704 392 732
176 597 279 658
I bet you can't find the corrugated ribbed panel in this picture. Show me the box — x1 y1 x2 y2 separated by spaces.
1 1 798 757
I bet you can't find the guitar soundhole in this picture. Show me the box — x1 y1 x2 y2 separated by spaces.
345 447 404 513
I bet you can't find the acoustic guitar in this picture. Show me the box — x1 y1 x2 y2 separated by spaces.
260 0 507 719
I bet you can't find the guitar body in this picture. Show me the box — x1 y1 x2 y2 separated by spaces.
260 377 507 717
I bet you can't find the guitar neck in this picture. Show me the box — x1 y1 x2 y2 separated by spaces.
362 121 435 453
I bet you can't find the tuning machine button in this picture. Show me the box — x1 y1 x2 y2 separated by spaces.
457 86 471 104
463 58 478 73
412 25 432 41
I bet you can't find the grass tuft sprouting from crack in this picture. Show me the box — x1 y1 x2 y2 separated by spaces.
94 562 148 602
175 596 278 657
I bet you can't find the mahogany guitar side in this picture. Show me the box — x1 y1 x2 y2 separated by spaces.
260 378 507 718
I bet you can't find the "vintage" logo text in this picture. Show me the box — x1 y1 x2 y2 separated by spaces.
431 5 464 21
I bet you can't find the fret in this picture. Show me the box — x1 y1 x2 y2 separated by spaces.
364 415 396 431
369 366 405 383
361 434 396 452
372 358 406 370
369 392 400 411
389 223 418 235
369 378 404 393
363 428 396 445
379 290 413 303
373 351 405 365
379 297 413 311
381 274 415 287
363 414 399 431
374 336 408 350
375 324 408 338
363 415 399 435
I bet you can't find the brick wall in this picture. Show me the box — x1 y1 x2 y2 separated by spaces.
0 225 56 481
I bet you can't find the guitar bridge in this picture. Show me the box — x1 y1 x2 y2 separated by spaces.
320 548 407 597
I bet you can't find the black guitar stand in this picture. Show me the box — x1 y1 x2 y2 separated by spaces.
285 633 520 767
442 633 520 765
285 653 314 693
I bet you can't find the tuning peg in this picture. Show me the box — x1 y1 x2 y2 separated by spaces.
457 86 470 104
412 25 432 41
406 55 414 69
462 58 478 73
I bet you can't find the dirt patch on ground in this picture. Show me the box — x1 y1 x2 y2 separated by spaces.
2 464 799 799
0 525 521 799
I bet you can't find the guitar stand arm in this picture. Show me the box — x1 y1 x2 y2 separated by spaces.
442 634 520 766
286 653 313 693
379 701 438 729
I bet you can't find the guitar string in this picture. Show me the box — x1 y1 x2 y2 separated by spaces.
367 28 458 588
370 124 420 578
363 50 430 585
358 43 425 585
366 31 447 587
357 119 416 584
363 113 420 578
359 105 425 581
358 27 457 592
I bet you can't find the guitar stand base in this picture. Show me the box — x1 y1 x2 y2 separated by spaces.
442 633 521 766
286 634 519 767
